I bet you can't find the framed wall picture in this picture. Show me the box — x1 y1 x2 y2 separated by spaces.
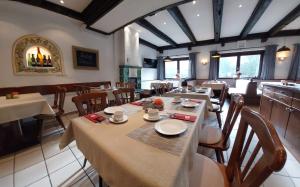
72 46 99 70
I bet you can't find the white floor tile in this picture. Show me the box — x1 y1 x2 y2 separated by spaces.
69 140 77 148
15 145 41 157
28 176 51 187
71 146 84 159
78 157 91 170
14 161 47 187
0 175 13 187
263 174 295 187
49 161 85 187
292 178 300 187
15 147 43 172
70 176 94 187
46 149 76 174
284 159 300 178
0 159 14 178
42 137 69 159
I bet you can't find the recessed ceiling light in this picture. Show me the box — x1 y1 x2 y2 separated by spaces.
163 22 166 25
192 0 196 5
197 14 200 17
60 0 64 4
238 4 242 8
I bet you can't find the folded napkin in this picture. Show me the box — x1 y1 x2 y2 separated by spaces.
130 101 144 106
190 99 202 103
84 114 106 123
170 113 197 122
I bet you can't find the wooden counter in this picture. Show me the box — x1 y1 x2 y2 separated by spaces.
260 83 300 161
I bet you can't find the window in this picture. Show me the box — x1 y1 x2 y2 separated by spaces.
164 58 191 79
218 51 263 78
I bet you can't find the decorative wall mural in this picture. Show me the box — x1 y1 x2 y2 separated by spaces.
12 34 64 75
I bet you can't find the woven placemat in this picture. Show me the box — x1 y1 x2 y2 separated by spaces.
127 123 192 156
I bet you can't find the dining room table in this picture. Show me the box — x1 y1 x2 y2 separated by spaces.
201 80 225 91
0 93 55 134
59 97 206 187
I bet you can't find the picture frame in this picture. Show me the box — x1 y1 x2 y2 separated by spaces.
72 46 99 70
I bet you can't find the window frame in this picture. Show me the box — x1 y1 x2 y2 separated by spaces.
217 50 264 79
164 57 190 79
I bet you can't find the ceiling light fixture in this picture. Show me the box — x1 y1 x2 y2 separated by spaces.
277 46 290 61
164 56 172 62
60 0 64 4
163 22 166 25
192 0 196 5
238 4 242 8
212 51 221 58
197 14 200 17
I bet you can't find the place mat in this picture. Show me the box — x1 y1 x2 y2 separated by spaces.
127 123 192 156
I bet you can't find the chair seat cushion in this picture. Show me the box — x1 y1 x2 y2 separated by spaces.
198 126 222 144
189 154 229 187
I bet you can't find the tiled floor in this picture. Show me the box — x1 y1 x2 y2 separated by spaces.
0 105 299 187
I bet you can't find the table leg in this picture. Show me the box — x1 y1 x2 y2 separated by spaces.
99 175 103 187
17 120 23 136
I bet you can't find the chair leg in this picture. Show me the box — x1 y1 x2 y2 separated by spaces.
220 151 225 164
56 115 65 129
216 112 222 128
36 118 44 142
99 175 103 187
215 149 221 163
82 158 87 169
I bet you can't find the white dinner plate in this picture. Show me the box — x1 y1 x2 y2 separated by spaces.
155 119 187 136
143 114 162 122
181 101 199 108
172 99 182 103
104 106 124 114
109 115 128 124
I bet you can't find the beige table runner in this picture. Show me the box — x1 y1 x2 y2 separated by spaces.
0 93 55 124
60 97 205 187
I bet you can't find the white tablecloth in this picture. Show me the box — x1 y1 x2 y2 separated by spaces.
201 81 225 90
0 93 55 124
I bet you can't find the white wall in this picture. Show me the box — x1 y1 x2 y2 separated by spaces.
0 1 117 112
161 36 300 79
0 1 117 88
140 44 158 81
124 27 140 66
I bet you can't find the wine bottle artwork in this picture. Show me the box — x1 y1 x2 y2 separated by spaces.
31 54 36 66
36 47 43 66
43 55 47 67
47 55 52 67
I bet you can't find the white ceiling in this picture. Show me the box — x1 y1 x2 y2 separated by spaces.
250 0 300 33
221 0 259 37
91 0 183 33
46 0 91 12
179 0 214 41
145 10 190 44
283 16 300 30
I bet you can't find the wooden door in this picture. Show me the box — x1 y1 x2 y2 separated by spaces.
260 96 273 120
285 108 300 149
270 101 290 137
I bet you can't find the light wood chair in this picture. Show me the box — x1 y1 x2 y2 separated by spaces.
52 86 67 129
199 94 244 163
209 86 229 128
113 88 135 105
190 107 286 187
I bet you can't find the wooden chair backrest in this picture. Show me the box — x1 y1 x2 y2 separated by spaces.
53 86 67 114
116 82 135 89
219 85 229 108
75 85 91 96
245 81 258 97
222 94 244 146
113 88 135 105
226 107 286 187
72 93 107 116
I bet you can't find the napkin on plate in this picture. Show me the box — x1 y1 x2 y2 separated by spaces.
190 99 202 103
170 113 197 122
84 114 106 123
130 101 144 106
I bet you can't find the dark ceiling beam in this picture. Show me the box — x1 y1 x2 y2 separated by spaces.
11 0 84 21
159 29 300 51
212 0 224 42
82 0 123 26
262 3 300 41
240 0 272 39
136 19 177 46
167 6 197 44
139 38 159 50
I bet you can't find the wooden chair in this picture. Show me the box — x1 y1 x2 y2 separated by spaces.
75 85 90 96
113 88 135 105
209 86 229 128
190 107 286 187
199 94 244 163
72 92 108 116
210 84 227 105
52 86 67 129
116 82 135 89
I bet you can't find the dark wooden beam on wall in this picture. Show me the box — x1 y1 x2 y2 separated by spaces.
212 0 224 42
11 0 84 21
159 29 300 51
240 0 272 39
139 38 159 50
82 0 123 26
167 6 197 44
136 19 177 46
262 3 300 42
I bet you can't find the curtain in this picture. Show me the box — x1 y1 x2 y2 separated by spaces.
189 52 197 79
260 45 277 80
157 56 164 80
208 51 218 80
288 44 300 81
